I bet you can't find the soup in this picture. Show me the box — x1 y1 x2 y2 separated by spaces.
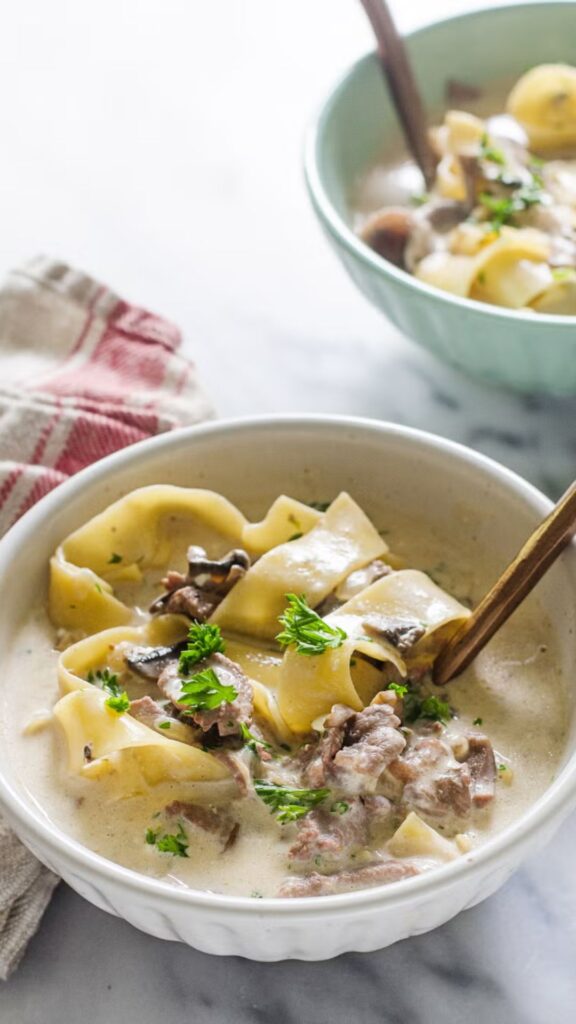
353 64 576 315
2 487 567 897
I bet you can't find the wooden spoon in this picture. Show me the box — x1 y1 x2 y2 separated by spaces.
433 481 576 686
359 0 437 188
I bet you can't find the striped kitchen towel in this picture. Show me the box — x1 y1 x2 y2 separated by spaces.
0 255 213 980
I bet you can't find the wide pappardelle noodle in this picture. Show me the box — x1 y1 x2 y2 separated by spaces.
44 484 506 898
358 64 576 314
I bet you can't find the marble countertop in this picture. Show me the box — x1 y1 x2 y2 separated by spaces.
2 0 576 1019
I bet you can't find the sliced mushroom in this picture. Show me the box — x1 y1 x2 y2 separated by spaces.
149 546 251 617
125 642 185 680
360 207 415 267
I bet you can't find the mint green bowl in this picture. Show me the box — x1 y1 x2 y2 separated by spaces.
305 2 576 395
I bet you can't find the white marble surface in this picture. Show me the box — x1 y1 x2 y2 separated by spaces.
2 0 576 1019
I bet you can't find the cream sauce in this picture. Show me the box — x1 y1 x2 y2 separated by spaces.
0 516 568 898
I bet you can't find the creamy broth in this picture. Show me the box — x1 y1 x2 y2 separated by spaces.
352 67 576 315
1 496 567 899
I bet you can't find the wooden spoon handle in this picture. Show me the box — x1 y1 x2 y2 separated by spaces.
359 0 437 188
433 481 576 686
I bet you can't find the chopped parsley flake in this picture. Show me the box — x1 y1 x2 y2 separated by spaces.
389 682 409 698
179 622 225 674
108 552 123 564
87 668 130 714
239 722 273 756
552 267 575 282
179 667 237 712
401 686 452 724
473 717 483 726
331 801 349 815
479 179 543 231
498 763 507 772
276 594 347 656
145 821 189 857
158 721 171 730
480 133 506 166
254 780 330 824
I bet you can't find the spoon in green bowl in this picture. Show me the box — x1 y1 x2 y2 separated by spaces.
358 0 437 188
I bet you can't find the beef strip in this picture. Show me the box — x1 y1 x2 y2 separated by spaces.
398 732 472 819
302 702 406 795
158 652 253 736
289 794 392 870
129 694 197 742
149 545 250 619
465 733 496 808
288 798 370 869
164 801 238 848
278 859 419 897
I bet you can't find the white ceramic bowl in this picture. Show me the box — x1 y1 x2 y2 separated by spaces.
1 416 575 960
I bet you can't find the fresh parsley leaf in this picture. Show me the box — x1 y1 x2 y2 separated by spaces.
158 721 171 730
108 552 123 564
239 722 273 755
276 594 347 656
179 667 237 712
389 682 409 698
473 716 483 726
419 695 452 723
480 133 506 166
105 692 130 714
145 822 189 857
479 178 543 231
331 801 349 815
254 780 330 824
402 687 452 724
411 191 432 206
179 622 225 674
87 668 130 714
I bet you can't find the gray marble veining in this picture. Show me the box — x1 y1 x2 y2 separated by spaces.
1 0 576 1019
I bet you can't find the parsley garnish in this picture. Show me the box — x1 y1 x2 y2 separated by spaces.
389 682 409 698
179 667 237 712
276 594 347 656
239 722 273 755
399 684 452 724
479 180 543 231
158 721 171 730
331 801 349 815
254 780 330 823
145 821 189 857
87 668 130 714
480 133 506 166
411 191 432 206
108 552 123 564
552 267 575 282
179 622 225 674
473 717 483 726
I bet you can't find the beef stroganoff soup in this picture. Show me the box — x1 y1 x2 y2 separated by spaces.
1 487 567 897
353 64 576 315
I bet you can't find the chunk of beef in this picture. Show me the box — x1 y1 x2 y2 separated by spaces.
288 794 392 871
303 703 405 795
288 798 369 869
216 749 253 796
392 732 473 819
165 801 238 849
278 859 419 897
465 733 496 808
129 694 197 742
301 704 356 788
150 546 250 619
388 734 451 784
363 614 426 653
158 652 253 737
332 704 406 794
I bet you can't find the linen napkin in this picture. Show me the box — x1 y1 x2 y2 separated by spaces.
0 256 213 980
